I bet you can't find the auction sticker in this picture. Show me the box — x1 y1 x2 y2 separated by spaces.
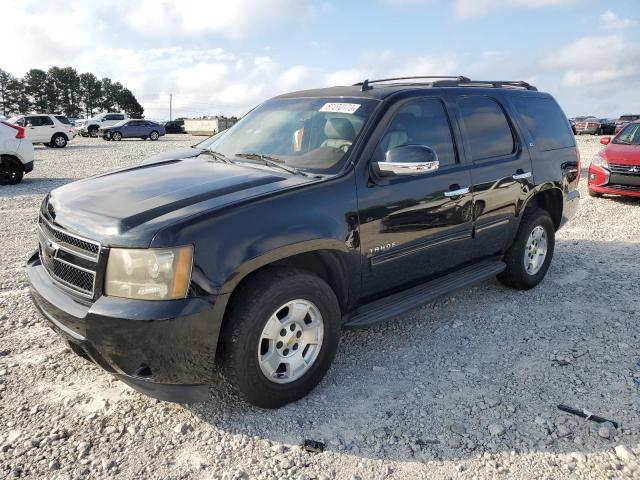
319 103 361 114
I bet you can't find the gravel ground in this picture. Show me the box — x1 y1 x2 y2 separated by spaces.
1 134 639 479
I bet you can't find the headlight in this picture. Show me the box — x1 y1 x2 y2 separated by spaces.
105 246 193 300
591 152 608 168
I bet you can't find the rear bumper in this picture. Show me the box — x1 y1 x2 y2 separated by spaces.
22 160 34 173
27 251 224 403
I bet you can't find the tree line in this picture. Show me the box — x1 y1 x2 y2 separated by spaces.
0 67 144 119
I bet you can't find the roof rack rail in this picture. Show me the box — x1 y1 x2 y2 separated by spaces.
353 76 537 91
354 76 470 91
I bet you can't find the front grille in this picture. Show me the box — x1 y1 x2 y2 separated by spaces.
609 163 640 175
38 215 101 298
607 184 640 192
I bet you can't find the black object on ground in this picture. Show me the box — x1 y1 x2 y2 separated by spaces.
557 404 619 428
303 439 325 453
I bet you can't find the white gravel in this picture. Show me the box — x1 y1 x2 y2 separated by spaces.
1 134 639 479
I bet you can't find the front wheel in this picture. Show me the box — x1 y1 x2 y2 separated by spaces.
111 132 122 141
221 268 341 408
52 134 67 148
498 208 555 290
88 127 98 138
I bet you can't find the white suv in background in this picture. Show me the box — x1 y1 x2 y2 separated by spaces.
75 112 128 137
8 114 76 148
0 121 34 185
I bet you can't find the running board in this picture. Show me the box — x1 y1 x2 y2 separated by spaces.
344 259 506 328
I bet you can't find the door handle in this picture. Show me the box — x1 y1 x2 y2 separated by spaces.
512 171 532 180
444 187 470 197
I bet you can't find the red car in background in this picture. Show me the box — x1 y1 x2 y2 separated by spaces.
614 114 640 134
588 120 640 198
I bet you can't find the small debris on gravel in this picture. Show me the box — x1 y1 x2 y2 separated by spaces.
0 135 639 478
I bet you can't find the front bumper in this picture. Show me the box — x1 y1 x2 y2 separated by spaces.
588 164 640 197
27 251 224 403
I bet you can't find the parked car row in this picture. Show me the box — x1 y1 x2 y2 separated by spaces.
569 114 639 135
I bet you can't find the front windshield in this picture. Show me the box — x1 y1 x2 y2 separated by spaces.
613 123 640 145
205 97 379 174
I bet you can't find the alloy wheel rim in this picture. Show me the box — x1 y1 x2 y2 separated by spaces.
55 136 65 146
0 162 18 183
523 225 548 275
257 299 324 384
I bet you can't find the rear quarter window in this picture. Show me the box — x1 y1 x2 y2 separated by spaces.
512 97 574 151
55 116 70 125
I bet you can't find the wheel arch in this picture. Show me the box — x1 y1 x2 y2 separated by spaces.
521 184 563 230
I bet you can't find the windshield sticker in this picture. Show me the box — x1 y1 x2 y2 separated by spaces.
319 103 361 114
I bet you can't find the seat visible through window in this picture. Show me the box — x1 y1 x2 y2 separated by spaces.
321 117 356 151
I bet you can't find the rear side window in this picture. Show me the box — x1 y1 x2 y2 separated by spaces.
26 116 53 126
458 96 515 161
376 98 457 166
512 97 574 151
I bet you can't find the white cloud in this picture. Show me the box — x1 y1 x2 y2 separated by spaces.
453 0 577 19
599 10 637 30
543 35 640 87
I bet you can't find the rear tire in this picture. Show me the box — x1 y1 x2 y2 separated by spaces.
498 208 555 290
149 131 159 141
220 268 341 408
0 157 24 185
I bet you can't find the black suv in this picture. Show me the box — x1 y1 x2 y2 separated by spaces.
27 76 580 408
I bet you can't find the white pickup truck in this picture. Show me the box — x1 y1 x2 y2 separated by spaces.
75 112 128 137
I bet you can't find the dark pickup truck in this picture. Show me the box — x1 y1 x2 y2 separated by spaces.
27 76 580 408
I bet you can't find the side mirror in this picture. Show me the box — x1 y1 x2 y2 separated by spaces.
372 145 439 177
600 137 611 145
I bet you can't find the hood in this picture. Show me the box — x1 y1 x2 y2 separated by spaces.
141 146 202 165
46 157 308 247
603 143 640 165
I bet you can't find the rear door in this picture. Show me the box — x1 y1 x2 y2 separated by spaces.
25 115 54 143
452 94 533 257
357 96 476 299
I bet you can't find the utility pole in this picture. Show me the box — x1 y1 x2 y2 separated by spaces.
169 93 173 121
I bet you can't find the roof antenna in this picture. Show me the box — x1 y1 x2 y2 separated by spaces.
360 79 371 91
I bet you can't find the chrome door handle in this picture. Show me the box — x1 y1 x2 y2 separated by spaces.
512 171 532 180
444 187 470 197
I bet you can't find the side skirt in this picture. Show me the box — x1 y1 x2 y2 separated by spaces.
343 258 506 328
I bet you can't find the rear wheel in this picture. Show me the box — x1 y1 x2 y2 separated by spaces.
221 268 341 408
0 157 24 185
52 133 67 148
498 208 555 290
111 132 122 141
149 131 159 141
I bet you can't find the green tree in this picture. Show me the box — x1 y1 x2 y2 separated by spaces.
79 72 102 117
0 68 14 116
117 88 144 118
23 69 48 112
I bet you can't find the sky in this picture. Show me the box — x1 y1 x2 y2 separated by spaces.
4 0 640 120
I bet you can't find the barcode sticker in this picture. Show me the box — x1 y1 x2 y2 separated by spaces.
319 103 361 114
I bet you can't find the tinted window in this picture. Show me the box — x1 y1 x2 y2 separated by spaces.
26 116 52 126
377 98 457 166
55 115 70 125
614 123 640 145
458 96 515 161
512 97 574 151
105 114 125 121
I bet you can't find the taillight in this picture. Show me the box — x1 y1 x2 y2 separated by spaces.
1 121 25 139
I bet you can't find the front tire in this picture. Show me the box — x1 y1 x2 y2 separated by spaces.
52 133 67 148
498 208 555 290
111 132 122 141
88 127 98 138
221 268 341 408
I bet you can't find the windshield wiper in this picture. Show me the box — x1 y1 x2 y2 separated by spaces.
234 153 308 176
200 149 234 164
